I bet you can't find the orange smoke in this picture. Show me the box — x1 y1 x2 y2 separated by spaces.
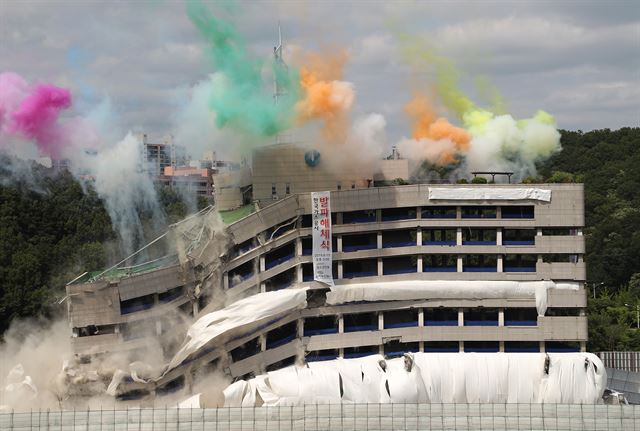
296 50 354 141
404 93 470 164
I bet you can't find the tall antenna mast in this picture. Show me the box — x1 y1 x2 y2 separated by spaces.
273 21 287 105
273 22 291 145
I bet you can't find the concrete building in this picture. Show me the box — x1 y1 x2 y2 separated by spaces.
159 166 214 199
66 179 587 400
138 133 186 177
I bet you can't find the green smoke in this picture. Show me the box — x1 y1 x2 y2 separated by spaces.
186 0 299 137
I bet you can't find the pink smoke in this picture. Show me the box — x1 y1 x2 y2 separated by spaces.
0 72 72 158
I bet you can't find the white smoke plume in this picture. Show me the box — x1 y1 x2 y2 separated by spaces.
463 111 561 180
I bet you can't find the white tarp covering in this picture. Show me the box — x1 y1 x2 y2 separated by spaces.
165 289 307 372
177 393 201 408
224 353 606 406
326 280 579 316
311 191 334 285
429 187 552 202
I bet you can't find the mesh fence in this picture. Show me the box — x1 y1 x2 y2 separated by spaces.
1 403 638 431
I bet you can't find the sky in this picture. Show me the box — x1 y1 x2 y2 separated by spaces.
1 0 638 150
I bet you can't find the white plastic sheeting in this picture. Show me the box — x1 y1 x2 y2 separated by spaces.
165 289 308 372
326 280 579 316
428 187 552 202
224 353 606 406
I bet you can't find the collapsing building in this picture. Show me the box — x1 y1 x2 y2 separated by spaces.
63 144 597 404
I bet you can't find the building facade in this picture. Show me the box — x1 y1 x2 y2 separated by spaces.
66 182 587 400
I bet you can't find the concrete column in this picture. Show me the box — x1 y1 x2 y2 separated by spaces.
297 318 304 338
537 228 543 236
457 256 463 272
498 308 505 326
577 229 583 236
338 314 344 333
378 312 384 330
459 341 464 352
497 255 504 272
418 308 424 327
259 256 265 272
336 212 343 224
296 237 302 256
337 235 343 252
417 256 423 273
260 334 266 351
499 341 505 352
496 229 503 246
416 206 422 219
456 228 462 246
458 308 464 326
296 265 303 282
580 341 586 352
260 283 266 293
419 341 424 353
338 261 343 279
539 341 545 353
377 232 382 249
496 206 502 219
223 273 229 290
376 209 381 222
192 301 199 316
456 206 461 219
416 228 422 246
377 258 383 276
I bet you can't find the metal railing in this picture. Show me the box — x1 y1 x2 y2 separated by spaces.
1 404 638 431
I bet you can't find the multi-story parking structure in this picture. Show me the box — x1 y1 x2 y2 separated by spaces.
66 182 587 400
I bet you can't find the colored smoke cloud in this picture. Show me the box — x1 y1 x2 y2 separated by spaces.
400 93 470 165
186 0 298 138
395 34 561 179
0 72 72 159
296 50 355 142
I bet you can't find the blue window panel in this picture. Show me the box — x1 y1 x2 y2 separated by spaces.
265 254 294 270
382 241 415 248
304 327 338 337
381 214 414 221
425 320 458 326
266 334 296 350
344 351 374 358
423 267 457 272
307 354 337 362
422 214 456 219
302 248 312 256
425 347 459 353
384 321 418 329
121 302 153 314
505 320 537 326
344 324 377 333
465 347 499 353
505 346 540 353
303 275 314 282
463 267 497 272
423 240 456 246
503 240 535 246
463 240 496 245
343 244 377 252
464 321 499 326
504 267 536 272
546 346 580 353
383 267 417 275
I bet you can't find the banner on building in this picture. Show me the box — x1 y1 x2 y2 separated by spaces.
311 191 334 286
